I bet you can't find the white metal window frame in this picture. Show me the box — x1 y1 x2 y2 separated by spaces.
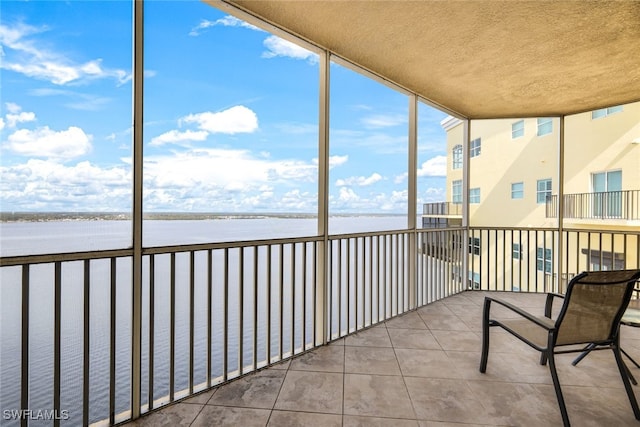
536 178 552 203
537 117 552 136
511 119 524 139
511 182 524 199
452 144 462 169
470 138 481 157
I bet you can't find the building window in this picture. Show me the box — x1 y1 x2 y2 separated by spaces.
592 170 622 217
452 144 462 169
469 237 481 255
470 138 481 158
452 180 462 204
512 120 524 139
592 105 623 119
582 249 625 271
536 247 552 273
537 118 552 136
512 243 522 260
469 187 480 203
536 178 552 203
511 182 524 199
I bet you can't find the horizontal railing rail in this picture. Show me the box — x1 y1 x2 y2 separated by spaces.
546 190 640 220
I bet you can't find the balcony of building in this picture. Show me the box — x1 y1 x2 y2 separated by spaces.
546 190 640 223
421 203 463 229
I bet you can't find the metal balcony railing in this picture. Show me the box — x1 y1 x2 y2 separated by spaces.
1 226 638 426
546 190 640 220
422 202 462 216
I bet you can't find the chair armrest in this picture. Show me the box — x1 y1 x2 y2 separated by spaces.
484 296 555 330
544 292 564 319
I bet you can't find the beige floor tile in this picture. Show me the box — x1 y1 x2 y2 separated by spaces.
344 414 420 426
344 327 392 347
431 329 480 351
128 403 203 427
274 370 343 414
404 377 501 425
419 313 470 331
267 410 342 426
289 343 345 373
385 311 428 329
343 373 415 419
395 348 463 379
388 328 442 350
207 369 286 409
345 346 401 375
191 406 270 427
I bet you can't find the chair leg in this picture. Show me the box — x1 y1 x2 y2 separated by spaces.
479 298 491 373
613 347 640 420
571 343 597 366
548 351 571 427
622 348 640 369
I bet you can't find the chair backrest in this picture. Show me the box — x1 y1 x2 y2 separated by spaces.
554 269 640 346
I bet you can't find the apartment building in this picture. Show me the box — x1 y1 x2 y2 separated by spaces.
425 101 640 290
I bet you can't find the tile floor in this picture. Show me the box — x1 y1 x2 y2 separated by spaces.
125 291 640 426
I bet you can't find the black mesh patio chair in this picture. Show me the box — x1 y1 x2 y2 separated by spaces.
571 285 640 384
479 269 640 427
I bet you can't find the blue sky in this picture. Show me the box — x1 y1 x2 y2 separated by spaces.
0 0 448 214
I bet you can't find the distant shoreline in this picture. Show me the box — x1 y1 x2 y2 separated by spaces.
0 212 406 223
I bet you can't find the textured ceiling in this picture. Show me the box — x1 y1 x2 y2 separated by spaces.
218 0 640 119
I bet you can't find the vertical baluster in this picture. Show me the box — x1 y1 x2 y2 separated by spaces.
239 247 244 375
149 255 155 408
189 252 194 394
291 243 295 355
253 246 258 369
279 243 284 359
109 258 116 424
169 253 175 401
21 265 29 427
223 248 228 381
206 250 212 388
302 242 307 351
266 245 271 364
83 259 90 426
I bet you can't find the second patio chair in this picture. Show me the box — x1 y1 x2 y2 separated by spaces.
479 269 640 427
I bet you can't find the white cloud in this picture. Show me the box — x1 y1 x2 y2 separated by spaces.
6 102 22 114
6 111 36 128
336 173 382 187
0 118 4 131
189 15 262 36
262 35 318 62
361 113 406 129
338 187 359 202
150 129 209 146
0 22 131 85
0 159 130 211
312 154 348 168
5 126 92 159
417 155 447 177
182 106 258 134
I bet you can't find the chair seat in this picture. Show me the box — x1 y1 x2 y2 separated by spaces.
500 316 555 349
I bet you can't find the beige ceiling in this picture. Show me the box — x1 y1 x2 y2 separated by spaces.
218 0 640 119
